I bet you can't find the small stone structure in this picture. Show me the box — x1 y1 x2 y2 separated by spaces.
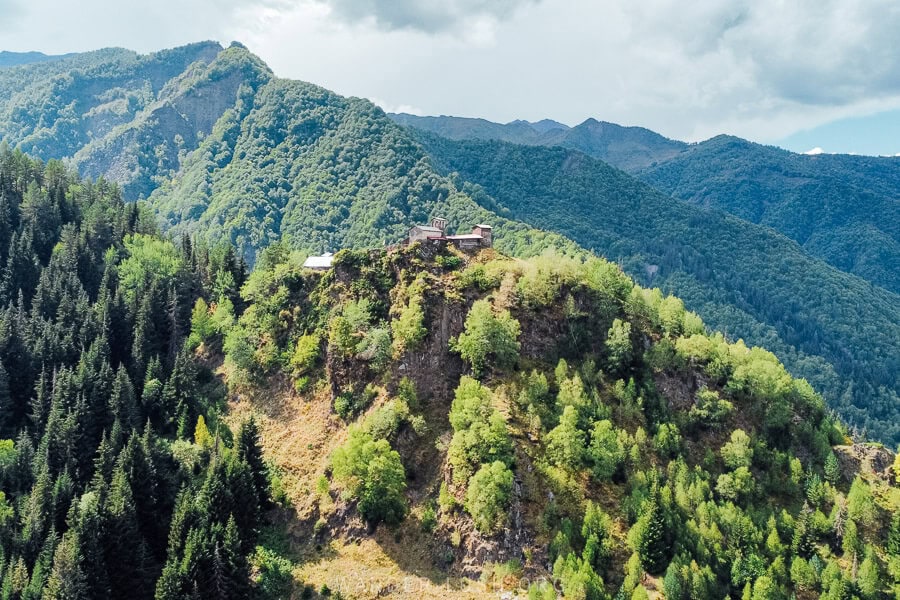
405 217 492 250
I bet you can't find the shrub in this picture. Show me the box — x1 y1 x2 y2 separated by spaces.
334 384 378 421
605 318 633 374
364 399 411 441
545 405 586 471
290 333 320 377
392 293 427 354
188 298 215 349
447 378 512 483
466 461 514 534
721 429 754 469
250 546 294 599
452 299 520 376
356 326 392 369
588 420 625 480
331 428 407 526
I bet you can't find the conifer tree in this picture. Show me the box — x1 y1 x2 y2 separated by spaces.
44 532 88 600
236 417 269 510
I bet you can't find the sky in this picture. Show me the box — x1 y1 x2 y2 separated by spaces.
2 0 900 155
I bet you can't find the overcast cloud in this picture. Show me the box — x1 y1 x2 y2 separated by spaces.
2 0 900 146
320 0 539 33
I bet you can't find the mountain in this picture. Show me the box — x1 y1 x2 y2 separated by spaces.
638 135 900 294
147 76 575 260
393 113 900 295
1 42 899 445
391 113 687 171
0 41 242 199
205 236 900 599
0 51 74 68
0 147 270 599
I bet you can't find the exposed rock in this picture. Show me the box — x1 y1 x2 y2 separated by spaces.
833 443 895 483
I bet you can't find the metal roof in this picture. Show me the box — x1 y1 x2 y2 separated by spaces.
303 253 334 269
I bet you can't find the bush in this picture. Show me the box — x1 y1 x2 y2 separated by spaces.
545 405 586 471
290 333 320 377
452 300 521 376
188 298 215 349
334 384 378 421
392 293 427 354
721 429 753 469
250 546 294 599
605 318 633 374
447 378 512 483
465 461 514 534
588 420 625 480
331 428 407 526
364 399 411 441
356 326 392 369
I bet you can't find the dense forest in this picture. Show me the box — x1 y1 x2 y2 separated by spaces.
0 148 272 598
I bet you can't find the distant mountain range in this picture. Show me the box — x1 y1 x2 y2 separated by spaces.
0 50 76 68
392 113 900 295
0 42 898 444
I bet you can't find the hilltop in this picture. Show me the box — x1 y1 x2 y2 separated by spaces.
212 238 900 599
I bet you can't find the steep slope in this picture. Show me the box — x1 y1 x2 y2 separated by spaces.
0 42 224 159
394 114 900 294
2 42 898 445
0 147 270 600
211 242 900 599
392 113 687 171
0 41 264 200
415 133 900 445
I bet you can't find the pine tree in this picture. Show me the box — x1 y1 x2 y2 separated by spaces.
105 460 153 599
236 417 269 510
631 494 669 575
0 361 10 436
44 532 89 600
824 451 841 485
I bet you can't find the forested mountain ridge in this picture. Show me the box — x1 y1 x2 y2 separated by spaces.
393 113 900 294
146 74 576 261
0 52 75 69
0 41 254 200
414 132 900 445
638 135 900 294
0 41 898 446
181 227 900 599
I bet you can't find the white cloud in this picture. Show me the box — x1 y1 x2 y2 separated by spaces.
368 97 424 115
4 0 900 143
804 147 825 155
315 0 539 34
